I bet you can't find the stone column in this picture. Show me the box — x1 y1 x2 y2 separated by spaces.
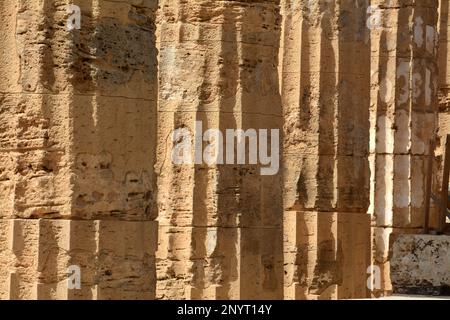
438 0 450 213
0 0 158 299
370 0 439 294
280 0 372 299
156 0 284 299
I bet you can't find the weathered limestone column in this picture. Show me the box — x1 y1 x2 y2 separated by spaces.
391 234 450 295
280 0 372 299
438 0 450 195
0 0 158 299
156 0 284 299
370 0 439 294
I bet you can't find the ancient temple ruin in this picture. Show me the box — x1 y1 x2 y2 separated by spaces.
0 0 448 300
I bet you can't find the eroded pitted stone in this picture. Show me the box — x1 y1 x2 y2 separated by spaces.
0 0 158 299
280 0 372 299
156 0 284 300
391 235 450 295
370 0 440 296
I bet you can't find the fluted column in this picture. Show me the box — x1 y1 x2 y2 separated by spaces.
438 0 450 209
156 0 283 300
370 0 439 294
280 0 372 299
0 0 158 299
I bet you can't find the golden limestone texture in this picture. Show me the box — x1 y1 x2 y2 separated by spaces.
155 0 283 300
0 0 158 299
370 0 439 295
280 0 372 299
0 0 444 300
440 0 450 130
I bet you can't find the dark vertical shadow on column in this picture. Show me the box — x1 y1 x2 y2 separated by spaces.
37 0 67 299
287 0 316 299
336 0 371 299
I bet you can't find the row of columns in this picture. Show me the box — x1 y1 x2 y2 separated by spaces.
0 0 441 299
